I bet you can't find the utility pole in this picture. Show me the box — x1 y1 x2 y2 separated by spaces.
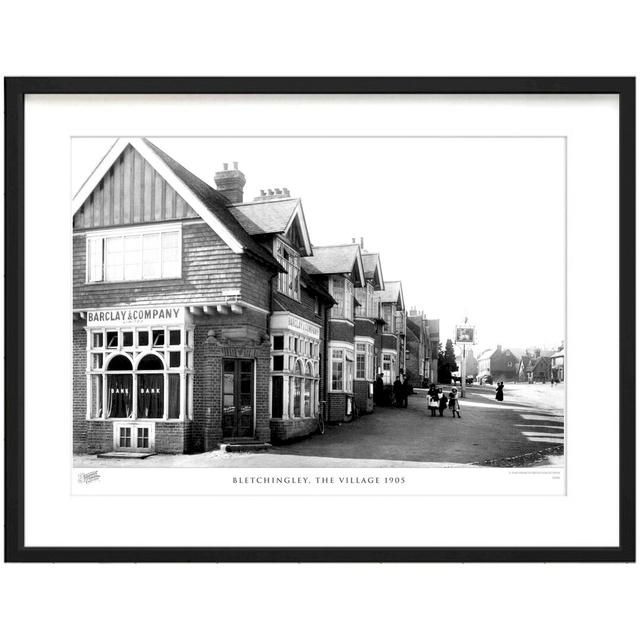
461 343 467 398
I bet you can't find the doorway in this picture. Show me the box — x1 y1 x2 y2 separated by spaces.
222 359 254 439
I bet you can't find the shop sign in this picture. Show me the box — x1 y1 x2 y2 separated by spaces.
86 306 185 327
271 312 320 339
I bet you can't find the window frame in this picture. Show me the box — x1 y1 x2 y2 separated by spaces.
273 237 301 301
85 223 182 284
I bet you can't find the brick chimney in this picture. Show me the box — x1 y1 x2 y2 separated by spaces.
214 161 246 204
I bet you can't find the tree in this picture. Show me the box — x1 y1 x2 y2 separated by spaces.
438 338 458 384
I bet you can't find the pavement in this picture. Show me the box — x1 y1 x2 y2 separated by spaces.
74 382 565 468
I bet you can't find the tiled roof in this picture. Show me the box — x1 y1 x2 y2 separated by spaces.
302 244 361 276
228 199 300 235
143 139 283 272
362 253 379 278
377 280 402 304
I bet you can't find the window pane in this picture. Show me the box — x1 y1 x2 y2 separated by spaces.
152 329 165 347
271 376 283 419
122 331 133 347
91 375 103 418
92 353 103 369
293 377 302 417
107 331 118 348
105 237 123 281
332 361 343 391
138 330 149 347
92 331 103 348
169 330 181 345
304 379 311 417
273 335 284 351
123 235 142 281
142 234 161 279
88 237 103 282
137 373 164 419
161 232 180 278
107 374 132 418
169 351 180 368
273 355 284 371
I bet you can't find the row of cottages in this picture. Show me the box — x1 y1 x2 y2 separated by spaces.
72 138 409 455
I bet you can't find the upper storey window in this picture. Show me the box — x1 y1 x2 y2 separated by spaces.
87 224 181 283
330 276 354 320
274 238 300 301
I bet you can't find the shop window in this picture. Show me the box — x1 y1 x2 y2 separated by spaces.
122 331 133 347
92 332 103 348
273 355 284 371
168 374 180 419
86 226 181 283
169 351 181 368
106 355 133 419
273 335 284 351
90 375 103 418
92 353 103 369
169 330 181 346
138 330 149 347
107 331 118 348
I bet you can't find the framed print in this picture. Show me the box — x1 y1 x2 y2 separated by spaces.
4 77 635 562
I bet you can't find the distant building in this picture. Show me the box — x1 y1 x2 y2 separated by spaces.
477 345 520 382
406 309 441 387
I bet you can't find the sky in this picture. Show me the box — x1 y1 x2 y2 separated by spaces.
72 136 565 356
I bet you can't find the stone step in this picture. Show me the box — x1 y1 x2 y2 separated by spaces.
221 442 272 453
97 451 156 459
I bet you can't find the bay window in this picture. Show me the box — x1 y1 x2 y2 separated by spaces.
87 325 193 421
356 341 374 380
331 346 354 392
270 328 320 419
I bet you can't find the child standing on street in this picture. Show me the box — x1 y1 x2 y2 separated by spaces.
448 387 461 418
428 393 439 417
438 388 447 416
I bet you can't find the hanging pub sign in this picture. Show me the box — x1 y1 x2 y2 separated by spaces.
86 306 185 328
455 325 476 344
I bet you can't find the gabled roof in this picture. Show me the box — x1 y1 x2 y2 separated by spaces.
72 137 282 272
377 280 405 310
550 349 564 359
301 244 365 287
361 252 384 290
228 198 313 256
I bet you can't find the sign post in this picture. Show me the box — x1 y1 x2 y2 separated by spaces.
454 323 476 399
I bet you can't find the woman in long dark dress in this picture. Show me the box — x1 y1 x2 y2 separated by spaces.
495 381 504 401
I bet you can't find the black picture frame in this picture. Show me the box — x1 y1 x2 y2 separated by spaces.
4 77 635 563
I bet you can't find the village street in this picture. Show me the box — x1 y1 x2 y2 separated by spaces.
74 382 564 468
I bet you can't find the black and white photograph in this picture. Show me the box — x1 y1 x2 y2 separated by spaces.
71 135 566 472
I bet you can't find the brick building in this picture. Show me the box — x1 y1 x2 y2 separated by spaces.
374 281 406 388
302 244 365 423
72 137 332 455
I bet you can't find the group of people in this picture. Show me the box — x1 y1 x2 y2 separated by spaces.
426 384 461 419
392 374 410 408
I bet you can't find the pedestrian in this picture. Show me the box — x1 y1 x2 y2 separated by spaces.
438 388 447 416
448 386 461 418
495 381 504 402
401 377 410 408
374 373 384 405
428 392 438 417
393 376 403 408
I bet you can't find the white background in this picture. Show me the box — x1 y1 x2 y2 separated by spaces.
1 2 638 640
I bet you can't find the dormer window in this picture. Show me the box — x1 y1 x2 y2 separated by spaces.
274 238 300 301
